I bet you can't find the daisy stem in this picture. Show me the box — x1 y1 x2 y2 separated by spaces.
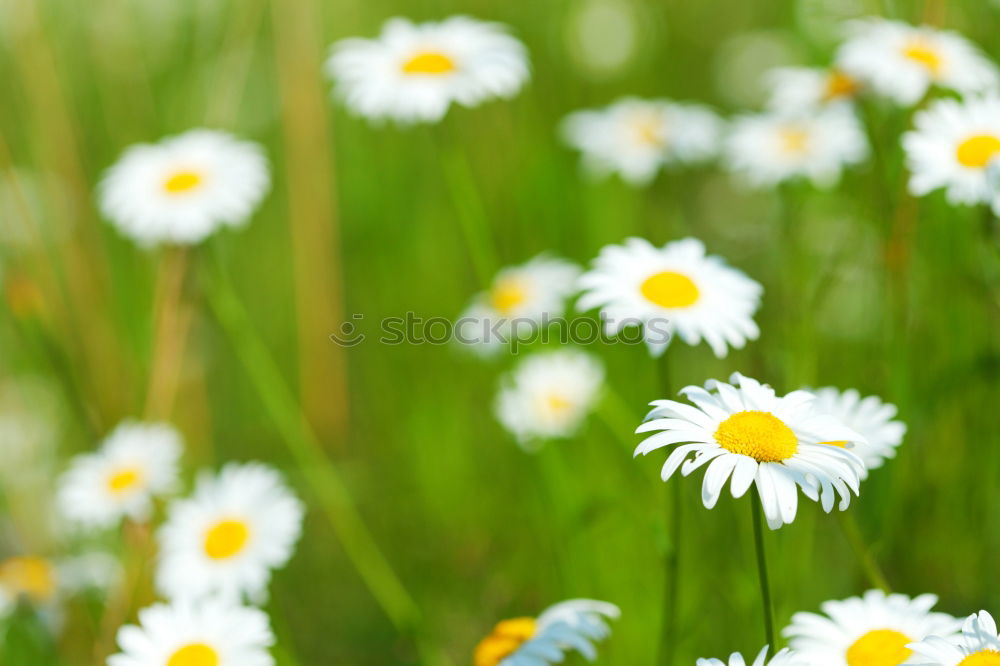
143 246 191 420
837 510 891 594
656 352 681 664
751 490 775 649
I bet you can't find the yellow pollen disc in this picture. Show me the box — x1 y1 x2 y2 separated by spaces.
956 135 1000 169
107 467 143 494
163 170 203 194
544 393 573 414
846 629 912 666
203 519 251 560
958 650 1000 666
490 278 528 315
0 556 57 603
823 70 860 101
474 617 537 666
780 127 810 155
902 41 942 75
167 643 220 666
632 116 665 146
402 51 456 75
640 271 699 309
714 410 798 462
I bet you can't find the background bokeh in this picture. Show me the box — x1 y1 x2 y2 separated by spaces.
2 0 999 663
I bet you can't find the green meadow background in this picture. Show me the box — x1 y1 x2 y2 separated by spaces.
2 0 1000 663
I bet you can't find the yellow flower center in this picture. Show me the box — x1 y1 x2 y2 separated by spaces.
544 392 574 414
107 467 143 495
474 617 538 666
490 278 528 315
902 41 942 75
0 556 57 603
823 70 860 101
959 651 1000 666
846 629 913 666
639 271 700 309
714 410 798 462
780 127 810 155
163 170 204 194
203 519 251 560
632 115 666 146
167 643 220 666
402 51 456 75
956 135 1000 169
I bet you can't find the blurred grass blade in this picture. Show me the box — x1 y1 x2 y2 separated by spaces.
441 145 499 286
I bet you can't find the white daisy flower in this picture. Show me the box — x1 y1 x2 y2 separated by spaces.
698 646 806 666
99 129 270 247
577 237 762 358
635 372 866 529
57 420 182 529
156 462 305 603
456 255 581 356
473 599 620 666
108 598 274 666
903 95 1000 216
810 387 906 478
495 349 604 450
725 107 868 188
766 67 863 112
561 97 723 185
0 555 59 619
836 19 998 106
326 16 530 124
784 590 963 665
908 610 1000 665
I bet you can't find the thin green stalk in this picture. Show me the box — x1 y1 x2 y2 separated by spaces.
440 144 499 286
837 511 891 594
751 490 775 649
656 352 681 665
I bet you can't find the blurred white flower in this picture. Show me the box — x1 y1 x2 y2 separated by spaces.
0 555 59 620
561 97 723 185
904 95 1000 216
473 599 619 666
725 107 868 188
326 16 530 124
836 18 998 106
57 420 182 530
908 610 1000 665
635 372 866 529
809 387 906 478
495 349 604 450
698 646 806 666
784 589 962 665
456 255 581 356
766 66 863 113
108 598 275 666
157 462 304 604
99 129 270 247
577 237 762 358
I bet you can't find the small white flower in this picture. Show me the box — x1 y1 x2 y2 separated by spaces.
495 349 604 450
0 556 59 619
456 255 581 356
108 598 275 666
326 16 530 124
698 646 806 666
904 95 1000 216
635 372 866 529
784 589 962 665
156 462 305 604
766 67 863 113
908 610 1000 665
836 18 998 106
561 97 723 184
57 421 182 529
473 599 620 666
725 107 868 188
810 387 906 478
577 237 762 358
99 129 270 246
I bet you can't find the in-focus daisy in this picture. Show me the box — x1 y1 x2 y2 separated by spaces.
456 255 581 356
495 349 604 450
698 646 805 666
99 129 270 246
908 610 1000 665
836 19 998 106
784 590 962 665
156 462 305 603
635 372 866 529
561 97 723 185
725 107 868 188
577 237 761 358
903 95 1000 216
766 67 863 112
108 598 274 666
810 387 906 478
0 555 58 618
57 420 182 529
326 16 530 123
474 599 620 666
